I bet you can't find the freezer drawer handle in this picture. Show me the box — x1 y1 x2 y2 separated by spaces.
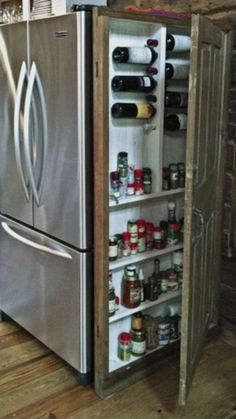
24 61 48 206
14 61 30 201
1 222 72 259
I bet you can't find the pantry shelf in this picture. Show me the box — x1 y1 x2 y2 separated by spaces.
109 188 185 209
109 243 184 270
109 338 180 372
109 289 182 323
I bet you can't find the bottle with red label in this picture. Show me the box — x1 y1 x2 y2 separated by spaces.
122 265 141 309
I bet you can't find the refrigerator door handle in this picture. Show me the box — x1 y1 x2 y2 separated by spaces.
1 221 72 259
24 61 48 206
14 61 30 201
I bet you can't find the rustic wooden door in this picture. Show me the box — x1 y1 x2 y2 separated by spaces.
179 15 230 406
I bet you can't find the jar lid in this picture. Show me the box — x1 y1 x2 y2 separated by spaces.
126 265 136 275
134 169 143 176
146 222 154 231
168 201 176 210
143 167 152 175
122 232 131 240
169 163 178 170
127 219 137 225
119 332 131 342
109 236 118 243
118 151 128 158
137 219 146 227
110 171 119 179
154 226 161 232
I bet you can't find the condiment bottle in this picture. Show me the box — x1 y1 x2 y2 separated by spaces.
122 265 141 308
109 236 118 261
130 312 146 356
108 277 116 317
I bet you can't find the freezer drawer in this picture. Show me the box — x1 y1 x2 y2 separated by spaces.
0 215 92 374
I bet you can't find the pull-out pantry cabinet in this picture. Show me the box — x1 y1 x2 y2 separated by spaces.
93 7 230 405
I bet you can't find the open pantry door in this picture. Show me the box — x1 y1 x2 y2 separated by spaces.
179 15 229 406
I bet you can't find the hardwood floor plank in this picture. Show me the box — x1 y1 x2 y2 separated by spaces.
0 339 51 372
0 320 235 419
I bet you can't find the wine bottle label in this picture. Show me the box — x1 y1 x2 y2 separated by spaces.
142 76 152 87
172 35 191 52
169 63 189 79
177 113 187 130
136 104 154 119
128 47 152 64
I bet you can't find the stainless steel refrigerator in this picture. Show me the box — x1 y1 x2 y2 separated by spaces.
0 10 93 383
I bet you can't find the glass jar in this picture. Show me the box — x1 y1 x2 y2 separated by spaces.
118 332 131 361
153 226 162 249
131 328 146 356
143 167 152 194
146 222 154 250
127 220 138 243
109 236 118 261
117 151 128 177
110 171 120 198
162 167 170 190
108 282 116 316
122 266 141 308
169 164 179 189
167 223 180 245
177 162 185 187
115 233 123 258
122 232 131 257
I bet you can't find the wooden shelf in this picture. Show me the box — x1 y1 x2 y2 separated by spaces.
109 188 185 209
109 289 181 323
109 243 183 270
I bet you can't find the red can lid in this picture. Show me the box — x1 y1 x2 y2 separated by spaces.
134 169 143 177
137 219 146 227
122 231 131 240
154 226 161 232
119 332 131 342
134 182 144 188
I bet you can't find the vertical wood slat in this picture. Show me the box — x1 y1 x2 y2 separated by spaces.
93 8 110 398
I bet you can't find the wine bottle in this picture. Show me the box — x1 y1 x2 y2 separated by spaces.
165 61 189 80
165 91 188 108
164 113 187 131
111 75 157 93
111 103 156 119
112 46 158 65
166 33 191 53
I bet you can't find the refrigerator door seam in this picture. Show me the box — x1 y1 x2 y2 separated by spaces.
1 221 72 259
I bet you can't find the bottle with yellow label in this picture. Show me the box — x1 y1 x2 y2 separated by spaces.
111 102 156 119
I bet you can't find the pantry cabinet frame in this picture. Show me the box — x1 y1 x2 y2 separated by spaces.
93 7 229 402
93 6 191 399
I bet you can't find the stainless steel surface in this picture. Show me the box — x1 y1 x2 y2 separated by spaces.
0 215 92 372
29 13 93 249
1 221 72 259
14 61 30 201
0 22 33 224
23 61 48 206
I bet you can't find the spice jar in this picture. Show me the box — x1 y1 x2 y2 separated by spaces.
118 332 131 361
169 164 178 189
163 167 170 190
143 167 152 194
131 328 146 356
177 162 185 187
172 250 183 272
168 201 176 223
146 222 154 250
130 242 138 255
153 226 162 249
117 151 128 177
110 171 120 198
115 233 123 258
108 280 116 317
127 182 135 196
122 232 131 257
134 182 144 195
122 265 141 308
158 318 171 346
127 220 138 243
109 236 118 261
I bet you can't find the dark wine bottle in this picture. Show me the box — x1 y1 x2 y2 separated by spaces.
165 91 188 108
164 113 187 131
111 103 156 119
165 61 189 80
111 75 157 93
166 33 191 53
112 46 158 65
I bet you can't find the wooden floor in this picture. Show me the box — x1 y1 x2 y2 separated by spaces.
0 319 236 419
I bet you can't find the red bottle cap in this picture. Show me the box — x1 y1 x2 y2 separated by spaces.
119 332 131 342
